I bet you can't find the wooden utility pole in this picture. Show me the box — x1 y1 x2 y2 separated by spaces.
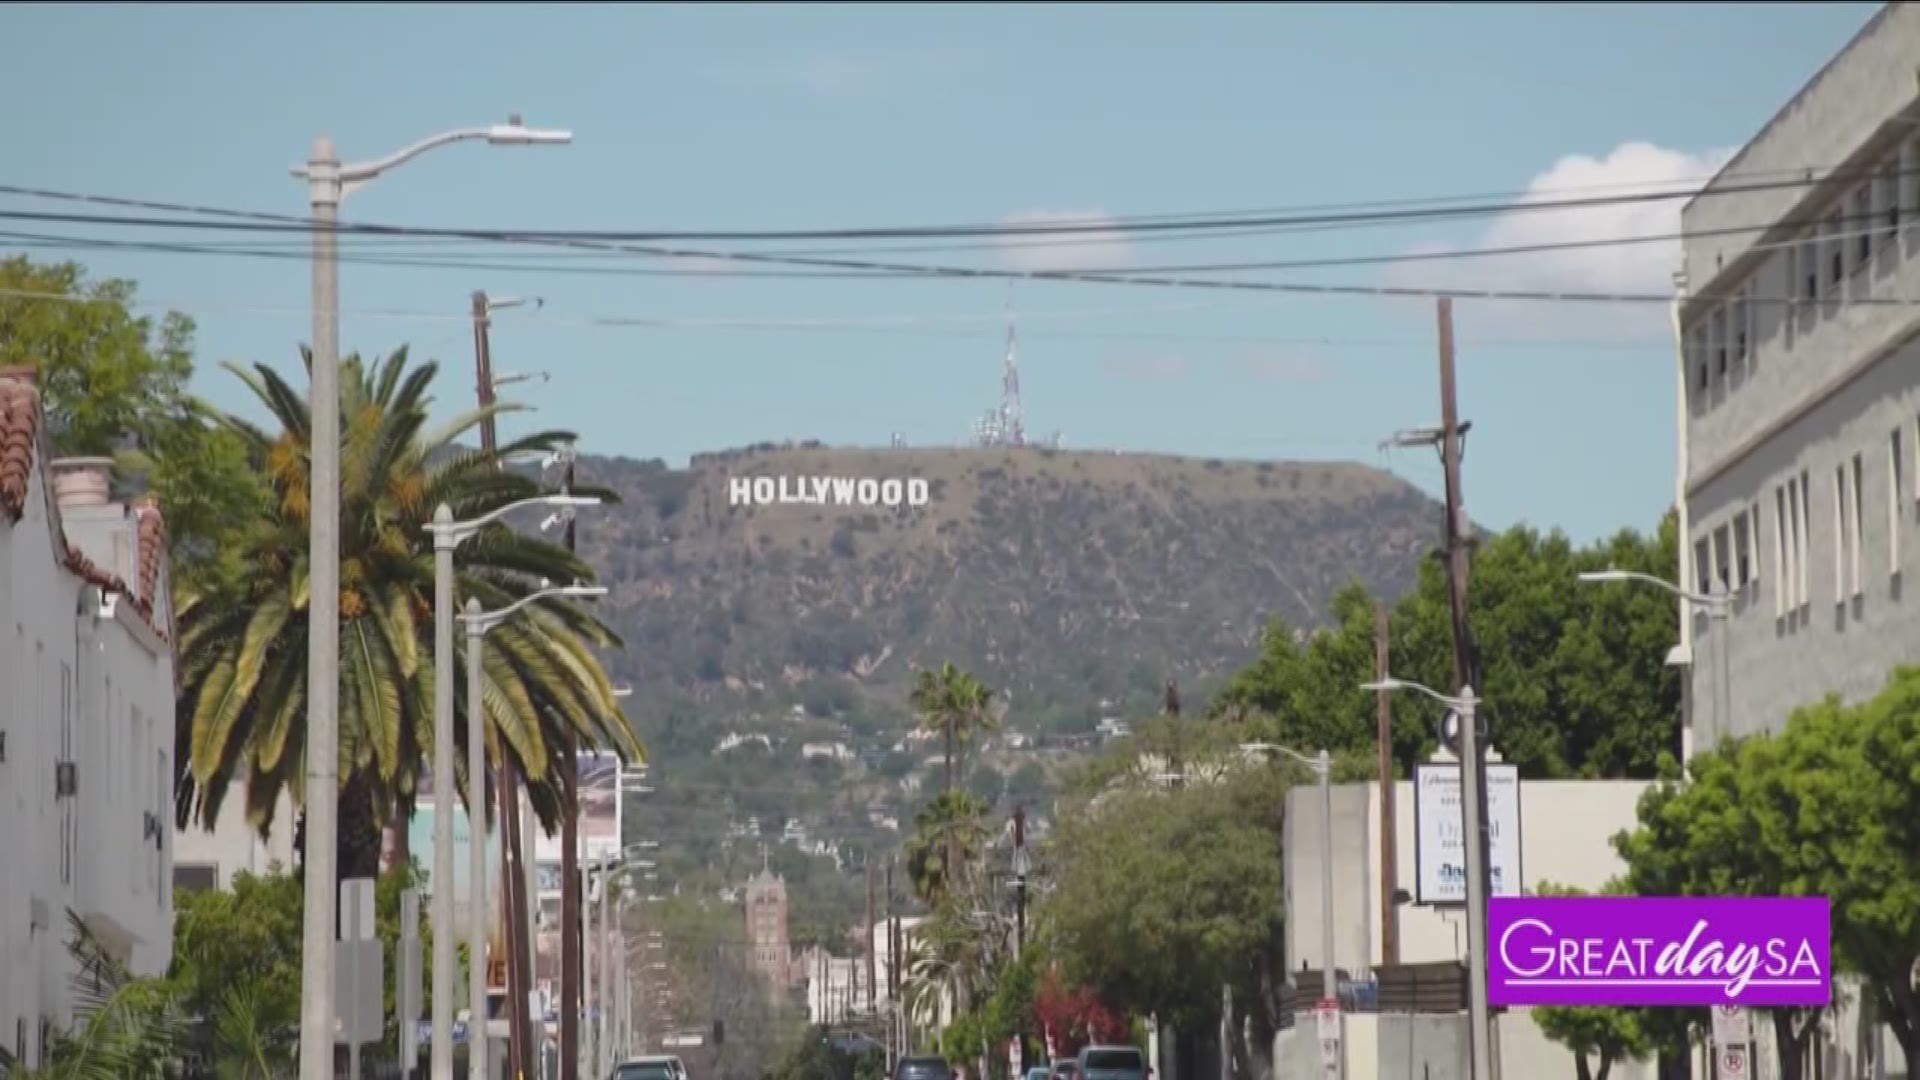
472 289 534 1080
1375 602 1399 967
866 855 878 1015
560 448 581 1080
1436 297 1498 1079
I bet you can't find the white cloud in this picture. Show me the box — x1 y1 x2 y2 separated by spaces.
994 210 1137 273
1379 142 1738 339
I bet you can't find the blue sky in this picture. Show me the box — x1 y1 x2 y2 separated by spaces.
0 2 1883 542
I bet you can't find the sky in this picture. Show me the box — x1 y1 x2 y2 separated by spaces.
0 1 1886 542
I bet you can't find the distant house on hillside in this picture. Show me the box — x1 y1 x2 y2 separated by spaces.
801 742 854 762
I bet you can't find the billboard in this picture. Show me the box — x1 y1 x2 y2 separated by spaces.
1412 761 1521 905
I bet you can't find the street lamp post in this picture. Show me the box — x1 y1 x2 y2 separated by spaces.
426 497 598 1080
290 117 570 1080
1361 678 1488 1080
461 583 607 1080
1241 743 1339 1077
1578 569 1733 748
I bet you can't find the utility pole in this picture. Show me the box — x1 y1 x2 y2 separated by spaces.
866 855 878 1015
1435 298 1498 1080
1375 603 1399 967
560 446 581 1080
471 289 534 1080
1013 806 1029 1071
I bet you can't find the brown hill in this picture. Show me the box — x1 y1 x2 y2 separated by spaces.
568 444 1441 734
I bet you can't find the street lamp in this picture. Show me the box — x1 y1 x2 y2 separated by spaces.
461 583 605 1080
1361 677 1490 1080
1241 744 1340 1078
292 117 570 1080
1578 568 1733 752
422 496 599 1080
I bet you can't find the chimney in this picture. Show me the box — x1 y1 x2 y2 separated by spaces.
49 456 115 511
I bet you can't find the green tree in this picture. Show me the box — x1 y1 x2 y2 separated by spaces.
1040 764 1285 1036
1210 517 1680 781
0 256 268 593
910 664 999 795
1530 883 1651 1080
173 347 642 881
903 791 991 906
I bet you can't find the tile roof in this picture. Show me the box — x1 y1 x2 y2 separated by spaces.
0 365 39 523
0 367 171 640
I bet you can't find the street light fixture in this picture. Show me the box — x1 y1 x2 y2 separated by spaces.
1241 743 1341 1077
1578 568 1733 751
459 583 604 1080
1361 677 1490 1080
293 117 571 1080
423 496 599 1080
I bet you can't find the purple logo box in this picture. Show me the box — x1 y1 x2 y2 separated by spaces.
1487 896 1831 1007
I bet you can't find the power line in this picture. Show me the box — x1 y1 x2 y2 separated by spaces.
0 162 1881 242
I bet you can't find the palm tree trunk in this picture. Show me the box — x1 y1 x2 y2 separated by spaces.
338 770 383 883
388 800 412 876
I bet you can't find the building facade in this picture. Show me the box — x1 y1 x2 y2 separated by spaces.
0 369 177 1069
744 867 792 991
1680 1 1920 750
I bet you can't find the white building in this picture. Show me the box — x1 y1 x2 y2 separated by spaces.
1275 766 1656 1080
0 375 178 1070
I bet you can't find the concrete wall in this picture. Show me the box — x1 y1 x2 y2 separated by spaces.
0 457 175 1068
1680 3 1918 294
171 778 298 891
1283 772 1654 1080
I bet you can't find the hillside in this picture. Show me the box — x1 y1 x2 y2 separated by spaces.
567 444 1443 733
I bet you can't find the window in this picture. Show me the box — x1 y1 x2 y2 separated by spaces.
1748 502 1763 588
1733 509 1752 588
1854 186 1874 270
1799 469 1811 606
1878 161 1901 239
1800 232 1821 301
1733 285 1751 370
1775 486 1789 618
1694 538 1713 600
1711 307 1729 379
1690 324 1709 399
1893 427 1905 575
1828 210 1846 291
1835 465 1849 601
1714 523 1732 592
1852 453 1865 597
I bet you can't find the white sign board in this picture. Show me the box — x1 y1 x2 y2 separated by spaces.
1712 1006 1751 1046
1413 762 1521 904
1315 1000 1340 1042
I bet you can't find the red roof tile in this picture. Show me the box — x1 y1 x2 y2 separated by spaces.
0 366 40 523
0 367 171 640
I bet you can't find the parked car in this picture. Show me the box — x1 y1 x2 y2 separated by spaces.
614 1056 690 1080
893 1056 955 1080
1027 1067 1054 1080
1050 1060 1081 1080
1075 1045 1150 1080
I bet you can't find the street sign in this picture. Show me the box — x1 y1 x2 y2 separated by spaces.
415 1020 471 1045
1315 999 1341 1076
333 939 385 1044
1719 1046 1748 1079
340 878 377 942
1711 1005 1751 1046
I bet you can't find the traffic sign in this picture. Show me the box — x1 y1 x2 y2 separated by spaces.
1711 1005 1750 1046
1719 1046 1748 1079
1315 999 1340 1041
333 939 385 1044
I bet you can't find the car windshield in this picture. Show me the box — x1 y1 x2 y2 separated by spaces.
897 1059 953 1080
616 1066 677 1080
1083 1052 1144 1071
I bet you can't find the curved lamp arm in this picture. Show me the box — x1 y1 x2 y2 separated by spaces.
1239 742 1326 775
1578 568 1727 610
1360 675 1472 709
460 583 606 635
426 494 600 548
340 128 492 182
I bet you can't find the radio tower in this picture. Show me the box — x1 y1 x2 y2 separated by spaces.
1000 288 1026 448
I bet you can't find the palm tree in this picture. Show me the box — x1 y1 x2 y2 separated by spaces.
902 791 991 906
908 664 998 795
174 346 642 881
